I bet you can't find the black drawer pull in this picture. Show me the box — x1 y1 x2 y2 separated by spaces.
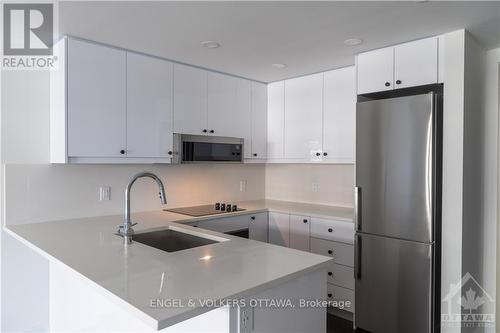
328 272 333 276
327 293 332 298
328 228 333 233
328 250 333 255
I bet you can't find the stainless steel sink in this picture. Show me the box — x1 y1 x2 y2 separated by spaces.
132 228 220 252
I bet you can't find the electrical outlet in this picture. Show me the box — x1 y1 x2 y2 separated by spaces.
239 307 253 333
312 182 319 193
99 186 111 201
239 180 247 192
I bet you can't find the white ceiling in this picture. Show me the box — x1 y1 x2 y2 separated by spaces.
59 1 500 82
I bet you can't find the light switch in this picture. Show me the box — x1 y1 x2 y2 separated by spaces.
239 180 247 192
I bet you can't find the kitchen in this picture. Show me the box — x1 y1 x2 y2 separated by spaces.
1 1 499 333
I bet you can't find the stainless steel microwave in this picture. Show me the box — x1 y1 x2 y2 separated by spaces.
172 134 244 164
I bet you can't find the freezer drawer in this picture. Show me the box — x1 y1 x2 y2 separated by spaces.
356 94 435 243
355 233 433 333
310 238 354 267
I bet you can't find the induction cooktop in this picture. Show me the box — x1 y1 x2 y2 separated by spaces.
165 203 245 217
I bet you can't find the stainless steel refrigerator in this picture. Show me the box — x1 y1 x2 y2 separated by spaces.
354 91 442 333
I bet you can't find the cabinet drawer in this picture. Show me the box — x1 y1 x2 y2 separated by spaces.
310 238 354 267
327 283 354 313
311 217 354 244
326 262 354 290
186 215 249 233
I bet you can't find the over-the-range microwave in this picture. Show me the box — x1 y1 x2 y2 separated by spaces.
172 134 244 164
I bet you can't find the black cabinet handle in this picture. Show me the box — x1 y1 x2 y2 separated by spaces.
315 152 321 156
327 293 332 298
253 153 258 157
396 80 402 85
328 272 333 276
202 129 207 133
385 82 391 87
250 216 255 220
167 151 173 156
328 250 333 255
120 150 125 155
328 228 333 233
210 130 215 133
303 219 308 223
323 152 328 156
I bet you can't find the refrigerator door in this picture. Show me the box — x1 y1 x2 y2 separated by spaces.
355 233 433 333
356 94 434 242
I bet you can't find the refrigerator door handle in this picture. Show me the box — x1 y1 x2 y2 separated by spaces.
354 234 361 280
354 186 361 231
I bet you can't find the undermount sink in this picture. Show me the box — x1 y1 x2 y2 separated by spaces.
132 228 220 253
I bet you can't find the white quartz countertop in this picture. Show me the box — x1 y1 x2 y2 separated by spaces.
4 199 347 330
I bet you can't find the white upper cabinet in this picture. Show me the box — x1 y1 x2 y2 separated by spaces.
207 72 252 156
267 81 285 159
356 47 394 94
357 36 438 94
394 37 438 89
173 64 208 135
126 52 173 158
67 38 126 157
250 82 268 159
323 66 356 163
284 73 323 160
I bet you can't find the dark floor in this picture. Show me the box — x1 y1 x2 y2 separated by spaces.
327 313 355 333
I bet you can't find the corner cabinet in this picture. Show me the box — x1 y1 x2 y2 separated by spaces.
266 66 356 164
50 37 174 163
356 36 438 94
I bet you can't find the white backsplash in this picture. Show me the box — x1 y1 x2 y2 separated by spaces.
265 164 354 207
4 163 265 225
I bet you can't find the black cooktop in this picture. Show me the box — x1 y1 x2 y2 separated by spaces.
165 203 245 217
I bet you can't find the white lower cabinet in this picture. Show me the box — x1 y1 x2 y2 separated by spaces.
310 237 354 267
289 215 310 251
327 283 355 313
327 262 354 290
268 212 290 247
248 212 268 242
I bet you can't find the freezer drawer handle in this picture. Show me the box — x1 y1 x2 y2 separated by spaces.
354 234 361 280
354 187 362 231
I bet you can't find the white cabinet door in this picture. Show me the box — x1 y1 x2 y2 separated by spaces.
173 64 208 135
250 82 268 159
126 52 173 158
249 212 268 242
394 37 438 89
268 212 290 247
207 73 252 146
356 47 394 94
289 215 310 252
267 81 285 159
284 73 323 160
67 38 126 157
323 66 356 163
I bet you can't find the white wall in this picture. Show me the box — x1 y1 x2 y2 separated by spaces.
265 164 354 207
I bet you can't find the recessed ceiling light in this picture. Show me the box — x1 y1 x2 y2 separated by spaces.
271 63 287 69
201 41 221 49
344 38 363 46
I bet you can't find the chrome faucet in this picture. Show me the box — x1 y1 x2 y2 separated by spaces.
118 172 167 245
